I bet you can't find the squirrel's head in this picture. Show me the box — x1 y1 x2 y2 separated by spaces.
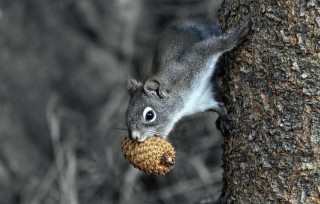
126 77 175 142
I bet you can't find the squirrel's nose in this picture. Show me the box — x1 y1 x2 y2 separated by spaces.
128 130 139 141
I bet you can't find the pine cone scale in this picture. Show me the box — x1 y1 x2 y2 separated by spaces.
121 136 175 175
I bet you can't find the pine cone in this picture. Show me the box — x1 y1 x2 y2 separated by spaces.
121 136 175 175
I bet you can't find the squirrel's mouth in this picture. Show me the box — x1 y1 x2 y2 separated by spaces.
129 129 166 142
137 132 156 142
129 130 149 142
137 134 166 142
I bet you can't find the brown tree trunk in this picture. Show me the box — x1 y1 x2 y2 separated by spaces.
219 0 320 203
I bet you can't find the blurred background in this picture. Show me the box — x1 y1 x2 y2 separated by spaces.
0 0 224 203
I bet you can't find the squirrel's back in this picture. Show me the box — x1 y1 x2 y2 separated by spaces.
153 18 222 70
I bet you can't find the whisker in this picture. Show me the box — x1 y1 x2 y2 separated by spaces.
117 125 209 145
105 124 128 131
144 130 199 144
111 127 128 131
168 136 196 144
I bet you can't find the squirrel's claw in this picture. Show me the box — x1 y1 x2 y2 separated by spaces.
216 115 232 135
211 102 232 135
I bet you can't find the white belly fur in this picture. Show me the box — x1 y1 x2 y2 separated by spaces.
163 54 221 136
181 54 221 116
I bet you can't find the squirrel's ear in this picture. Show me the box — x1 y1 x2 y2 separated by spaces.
144 78 168 99
127 78 142 96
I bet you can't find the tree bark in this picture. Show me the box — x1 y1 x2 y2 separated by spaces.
219 0 320 203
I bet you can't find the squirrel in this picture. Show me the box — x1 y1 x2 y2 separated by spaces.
126 17 251 142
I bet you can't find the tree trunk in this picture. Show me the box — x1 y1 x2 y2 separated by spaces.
219 0 320 203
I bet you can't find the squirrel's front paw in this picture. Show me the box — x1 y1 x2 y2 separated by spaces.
211 103 232 135
216 115 232 135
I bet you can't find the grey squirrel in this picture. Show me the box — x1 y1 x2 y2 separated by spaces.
126 17 251 141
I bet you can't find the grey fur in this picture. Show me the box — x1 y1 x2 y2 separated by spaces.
126 18 251 141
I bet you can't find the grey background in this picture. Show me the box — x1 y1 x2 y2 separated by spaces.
0 0 224 203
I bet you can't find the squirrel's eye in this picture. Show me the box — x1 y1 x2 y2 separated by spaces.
143 107 156 122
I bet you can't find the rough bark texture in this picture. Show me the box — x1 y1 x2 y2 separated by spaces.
219 0 320 203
